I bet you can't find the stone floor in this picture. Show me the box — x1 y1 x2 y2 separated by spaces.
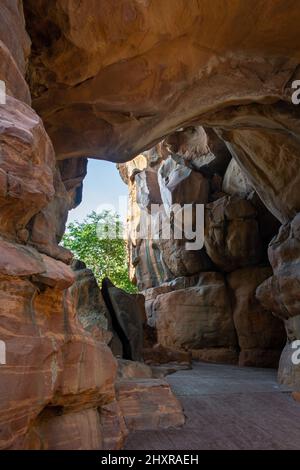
125 362 300 450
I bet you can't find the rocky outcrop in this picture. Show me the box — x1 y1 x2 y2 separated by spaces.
23 3 300 178
102 279 146 361
143 276 199 328
228 267 285 367
158 156 209 213
164 126 231 176
2 0 300 450
0 244 122 449
116 379 184 432
205 196 262 272
119 125 285 369
69 261 112 345
257 213 300 319
154 272 237 352
222 159 252 197
0 1 30 103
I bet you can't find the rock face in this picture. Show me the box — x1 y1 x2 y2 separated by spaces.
0 96 55 242
0 2 185 450
257 214 300 319
228 267 285 367
116 379 184 432
2 0 300 450
119 125 286 370
102 279 146 362
23 3 300 173
69 261 112 345
158 156 209 213
205 196 262 272
154 273 237 352
222 159 252 197
0 245 122 449
164 126 231 176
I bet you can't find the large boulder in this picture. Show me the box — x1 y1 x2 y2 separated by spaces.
158 156 209 215
58 157 88 210
164 126 231 176
228 267 285 367
69 261 112 345
135 168 162 211
222 158 252 197
0 97 55 241
143 275 199 327
0 245 124 450
154 272 237 352
102 279 146 362
256 213 300 319
116 379 184 431
205 195 262 272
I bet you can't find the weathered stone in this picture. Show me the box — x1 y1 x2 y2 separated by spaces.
158 156 209 215
135 168 162 211
3 0 300 451
103 279 145 361
164 126 231 176
0 0 30 75
256 213 300 319
158 236 213 280
143 344 191 366
0 239 44 277
131 238 173 290
117 359 153 380
116 379 184 431
29 168 72 263
0 97 55 241
27 409 103 450
143 276 199 327
0 275 119 450
228 267 285 367
154 272 236 351
100 401 128 450
68 262 112 345
211 104 300 223
278 342 300 391
222 158 252 197
0 40 30 104
191 348 238 365
292 392 300 403
58 157 88 210
24 1 300 177
32 254 75 290
205 196 262 272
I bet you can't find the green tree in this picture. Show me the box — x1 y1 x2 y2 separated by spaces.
62 210 137 293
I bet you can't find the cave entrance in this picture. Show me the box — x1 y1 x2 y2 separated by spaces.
61 129 286 377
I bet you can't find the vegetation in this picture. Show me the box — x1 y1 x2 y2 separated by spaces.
62 210 137 292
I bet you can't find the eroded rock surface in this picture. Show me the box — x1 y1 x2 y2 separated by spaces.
2 0 300 450
228 267 285 367
154 273 237 352
257 213 300 319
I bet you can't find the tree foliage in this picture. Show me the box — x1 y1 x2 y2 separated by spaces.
62 210 137 293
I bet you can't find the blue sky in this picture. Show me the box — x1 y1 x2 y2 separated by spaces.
67 159 128 224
